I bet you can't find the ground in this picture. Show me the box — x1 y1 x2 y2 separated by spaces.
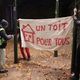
0 39 71 80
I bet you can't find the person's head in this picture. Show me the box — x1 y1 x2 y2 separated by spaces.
1 19 8 29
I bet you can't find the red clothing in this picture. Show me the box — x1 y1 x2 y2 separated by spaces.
19 43 30 60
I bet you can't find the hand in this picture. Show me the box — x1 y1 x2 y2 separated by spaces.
11 35 14 38
72 15 77 20
8 35 14 39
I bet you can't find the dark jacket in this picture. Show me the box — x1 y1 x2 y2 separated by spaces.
75 17 80 44
0 25 12 48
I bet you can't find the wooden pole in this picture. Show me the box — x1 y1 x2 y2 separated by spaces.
55 0 59 18
54 0 59 57
13 0 18 63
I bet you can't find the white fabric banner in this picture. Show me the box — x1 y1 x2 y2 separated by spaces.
19 16 73 51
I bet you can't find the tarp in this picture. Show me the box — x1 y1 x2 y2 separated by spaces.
19 16 73 51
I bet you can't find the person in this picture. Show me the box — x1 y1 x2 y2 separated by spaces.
0 19 13 73
71 9 80 80
17 21 30 61
74 9 80 80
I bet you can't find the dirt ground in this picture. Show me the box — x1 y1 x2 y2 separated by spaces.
0 39 72 80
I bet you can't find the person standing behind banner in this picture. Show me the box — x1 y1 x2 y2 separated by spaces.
72 9 80 80
0 19 13 73
17 21 31 61
75 9 80 79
